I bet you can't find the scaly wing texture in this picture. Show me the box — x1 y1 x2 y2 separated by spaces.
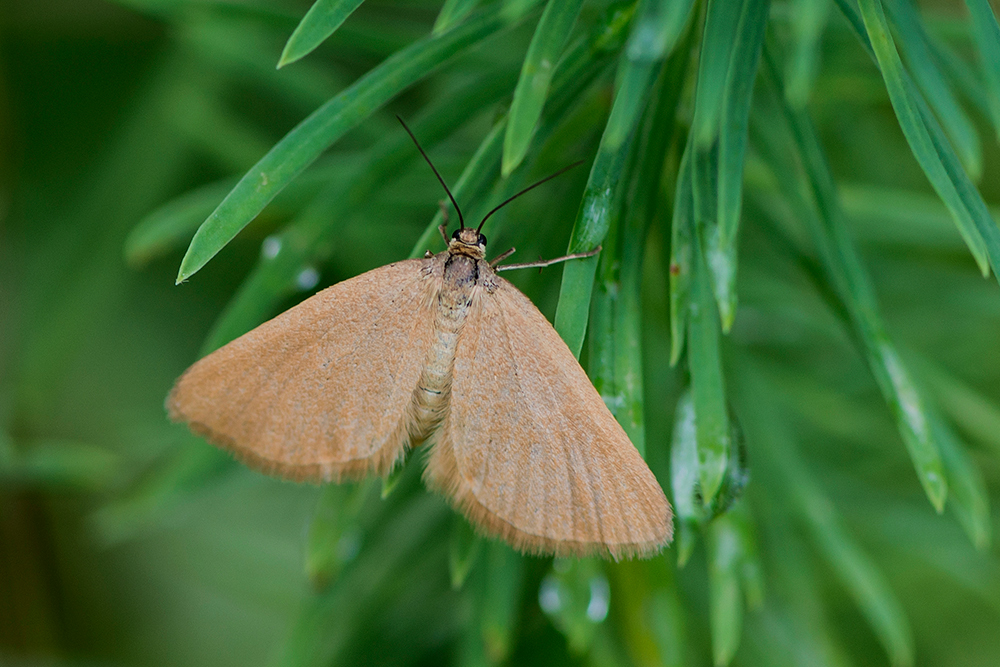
426 276 673 559
168 258 441 481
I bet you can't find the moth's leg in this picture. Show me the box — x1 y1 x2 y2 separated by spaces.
495 245 601 272
489 248 516 267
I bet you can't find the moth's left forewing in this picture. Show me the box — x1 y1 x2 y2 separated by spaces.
426 272 673 559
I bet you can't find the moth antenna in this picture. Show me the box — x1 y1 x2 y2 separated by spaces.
477 160 585 233
397 115 465 230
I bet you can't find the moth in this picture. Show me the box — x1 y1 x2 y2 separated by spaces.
168 120 672 559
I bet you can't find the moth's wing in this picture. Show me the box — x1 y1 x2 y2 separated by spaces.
168 258 441 482
426 276 672 559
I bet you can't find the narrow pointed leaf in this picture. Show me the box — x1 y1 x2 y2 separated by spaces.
757 57 948 512
887 0 981 179
554 53 660 358
691 0 745 148
480 544 523 662
626 0 697 63
502 0 585 175
278 0 367 68
785 0 831 107
718 0 768 247
449 516 483 589
669 145 695 365
930 414 991 550
688 228 730 506
849 0 1000 280
434 0 482 35
963 0 1000 138
707 514 744 666
804 489 914 667
739 376 915 667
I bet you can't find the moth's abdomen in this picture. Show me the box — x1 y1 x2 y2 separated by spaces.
405 255 480 445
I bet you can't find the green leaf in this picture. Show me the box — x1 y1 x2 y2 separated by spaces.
886 0 982 180
785 0 831 107
603 0 693 151
177 3 539 284
712 0 769 330
434 0 482 35
125 179 236 267
804 490 914 667
449 516 483 589
688 225 730 507
625 0 696 63
691 0 745 148
480 543 523 662
757 53 948 513
670 390 700 566
963 0 1000 139
707 514 744 666
849 0 1000 280
718 0 768 248
502 0 585 175
555 52 660 358
738 371 915 667
669 143 695 365
5 439 118 490
539 559 609 654
305 482 371 590
588 48 688 458
278 0 367 68
931 414 991 551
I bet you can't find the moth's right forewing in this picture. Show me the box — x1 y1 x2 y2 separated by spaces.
168 258 442 481
428 277 672 559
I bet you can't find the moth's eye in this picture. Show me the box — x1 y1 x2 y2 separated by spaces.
478 233 487 246
451 229 462 240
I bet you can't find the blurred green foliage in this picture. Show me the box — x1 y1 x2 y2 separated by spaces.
2 0 1000 665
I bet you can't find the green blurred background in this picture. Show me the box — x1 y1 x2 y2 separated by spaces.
2 0 1000 665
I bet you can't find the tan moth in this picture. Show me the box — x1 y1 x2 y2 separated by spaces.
168 120 672 559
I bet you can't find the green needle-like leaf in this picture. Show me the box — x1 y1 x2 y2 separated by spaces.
785 0 831 107
177 3 539 284
707 514 744 666
688 229 731 508
433 0 481 35
691 0 745 148
448 516 483 589
718 0 768 247
757 55 948 512
848 0 1000 280
502 0 585 175
126 178 236 267
555 52 659 358
963 0 1000 139
626 0 696 63
669 145 695 365
670 391 700 566
932 414 991 550
711 0 769 330
887 0 981 180
480 544 523 662
739 372 915 667
278 0 367 68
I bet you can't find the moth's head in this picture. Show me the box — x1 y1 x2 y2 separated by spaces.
449 227 487 257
